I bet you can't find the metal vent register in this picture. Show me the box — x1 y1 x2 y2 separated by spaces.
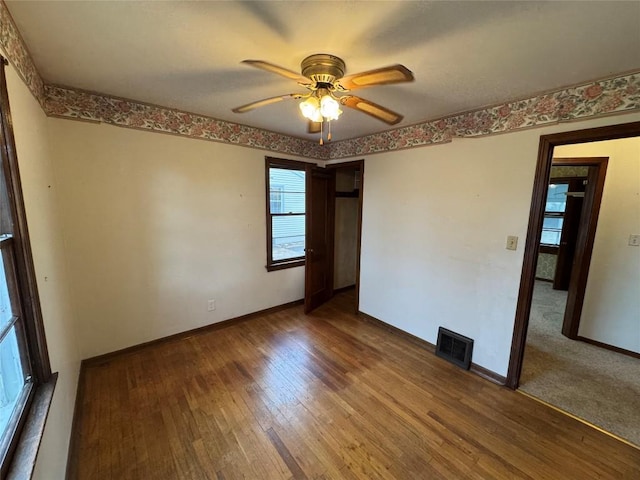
436 327 474 370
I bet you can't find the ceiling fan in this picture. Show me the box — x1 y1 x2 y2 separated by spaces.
232 54 414 143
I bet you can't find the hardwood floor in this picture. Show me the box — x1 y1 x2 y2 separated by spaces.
69 292 640 479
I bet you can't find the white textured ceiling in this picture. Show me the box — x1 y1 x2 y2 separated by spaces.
6 1 640 141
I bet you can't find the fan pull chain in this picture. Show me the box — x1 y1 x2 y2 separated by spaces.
319 121 324 145
327 120 332 141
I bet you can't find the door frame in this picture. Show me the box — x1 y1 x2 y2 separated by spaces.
326 159 364 312
506 121 640 389
551 158 609 339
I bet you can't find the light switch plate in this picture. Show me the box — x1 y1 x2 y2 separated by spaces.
506 235 518 251
629 234 640 246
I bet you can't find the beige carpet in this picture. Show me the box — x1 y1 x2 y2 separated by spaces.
520 281 640 447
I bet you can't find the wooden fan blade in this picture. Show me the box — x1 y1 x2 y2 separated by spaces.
337 65 414 91
339 95 403 125
308 121 322 134
232 94 301 113
242 60 310 84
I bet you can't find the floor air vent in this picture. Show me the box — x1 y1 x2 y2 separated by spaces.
436 327 473 370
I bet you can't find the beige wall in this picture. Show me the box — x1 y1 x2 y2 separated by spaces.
48 119 312 359
4 66 80 478
555 138 640 353
353 113 640 376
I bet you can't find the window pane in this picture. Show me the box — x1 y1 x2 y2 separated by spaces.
269 168 305 215
0 326 26 438
272 191 305 214
546 183 569 213
541 216 564 245
270 187 306 214
272 215 305 261
270 186 284 214
0 246 17 334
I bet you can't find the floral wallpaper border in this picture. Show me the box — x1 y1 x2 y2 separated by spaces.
43 72 640 161
0 0 639 161
330 72 640 159
44 85 329 160
0 0 45 105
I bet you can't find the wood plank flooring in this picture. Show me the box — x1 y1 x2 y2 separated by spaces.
69 292 640 479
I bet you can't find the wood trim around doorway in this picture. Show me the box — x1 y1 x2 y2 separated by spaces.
506 121 640 390
551 157 609 339
326 160 364 313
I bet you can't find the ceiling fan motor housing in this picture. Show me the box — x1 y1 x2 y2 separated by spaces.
301 54 345 85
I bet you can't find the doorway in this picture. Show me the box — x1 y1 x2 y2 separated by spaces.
328 160 364 313
508 121 640 387
541 157 609 339
508 121 640 445
305 160 364 313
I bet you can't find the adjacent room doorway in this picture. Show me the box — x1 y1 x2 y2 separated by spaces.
549 157 609 339
507 121 640 446
304 160 364 314
508 121 640 388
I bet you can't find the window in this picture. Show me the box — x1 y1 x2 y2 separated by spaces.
265 157 307 271
0 235 31 445
270 185 284 213
541 181 569 246
0 58 52 476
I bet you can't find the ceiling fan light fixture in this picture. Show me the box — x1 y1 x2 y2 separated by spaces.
299 92 342 123
310 109 323 123
320 94 341 120
299 96 320 120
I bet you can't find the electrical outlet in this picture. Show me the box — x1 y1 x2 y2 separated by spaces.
506 235 518 251
629 234 640 247
207 299 216 311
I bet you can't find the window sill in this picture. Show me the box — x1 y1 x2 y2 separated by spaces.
7 373 57 480
266 259 305 272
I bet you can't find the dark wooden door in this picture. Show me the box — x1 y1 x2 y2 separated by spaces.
305 167 335 313
553 178 586 290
